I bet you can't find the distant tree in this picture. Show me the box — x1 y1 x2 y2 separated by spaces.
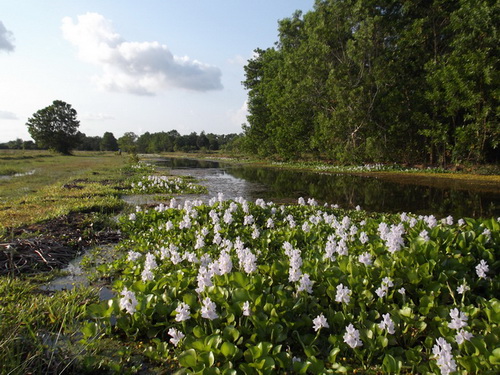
100 132 119 151
118 132 138 153
197 131 210 150
76 133 101 151
26 100 80 155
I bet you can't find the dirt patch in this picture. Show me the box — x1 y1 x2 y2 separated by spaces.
0 212 121 275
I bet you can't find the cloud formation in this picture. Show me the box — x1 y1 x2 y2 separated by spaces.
61 13 223 95
82 112 114 121
0 21 15 52
0 110 18 119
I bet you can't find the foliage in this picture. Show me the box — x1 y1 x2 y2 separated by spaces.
101 132 119 152
242 0 500 165
26 100 81 155
89 194 499 374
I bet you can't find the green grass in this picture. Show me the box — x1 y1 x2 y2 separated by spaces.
0 150 130 233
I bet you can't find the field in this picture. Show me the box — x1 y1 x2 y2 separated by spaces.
0 150 498 374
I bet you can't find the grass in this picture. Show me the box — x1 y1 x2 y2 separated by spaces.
0 150 129 233
0 150 136 374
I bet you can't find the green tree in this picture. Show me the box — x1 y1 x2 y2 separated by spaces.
26 100 80 155
100 132 119 151
117 132 137 153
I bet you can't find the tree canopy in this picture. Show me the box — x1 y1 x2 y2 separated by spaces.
241 0 499 165
26 100 81 155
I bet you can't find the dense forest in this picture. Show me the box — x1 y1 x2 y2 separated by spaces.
241 0 499 165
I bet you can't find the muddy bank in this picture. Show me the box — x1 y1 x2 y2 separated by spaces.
0 212 121 275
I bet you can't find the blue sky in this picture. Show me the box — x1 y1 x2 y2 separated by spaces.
0 1 314 143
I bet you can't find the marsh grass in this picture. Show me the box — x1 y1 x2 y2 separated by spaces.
0 150 138 373
0 150 128 233
0 275 100 374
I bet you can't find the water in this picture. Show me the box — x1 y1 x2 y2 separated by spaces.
151 157 500 218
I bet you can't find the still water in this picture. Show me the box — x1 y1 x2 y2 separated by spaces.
151 157 499 218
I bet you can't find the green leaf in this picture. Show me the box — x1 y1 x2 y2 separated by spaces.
489 347 500 365
382 354 401 374
221 342 238 358
179 349 198 368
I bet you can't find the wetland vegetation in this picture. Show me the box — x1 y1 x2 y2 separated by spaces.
0 150 498 374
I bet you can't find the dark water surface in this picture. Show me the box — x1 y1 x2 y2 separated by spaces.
152 157 499 218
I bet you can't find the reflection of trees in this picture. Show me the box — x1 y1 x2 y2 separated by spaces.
225 166 499 218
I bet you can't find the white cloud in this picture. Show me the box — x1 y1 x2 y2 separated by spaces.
0 21 15 52
228 100 248 128
81 112 114 121
61 13 223 95
0 110 18 119
227 55 247 66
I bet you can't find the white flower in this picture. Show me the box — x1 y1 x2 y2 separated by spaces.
128 213 136 221
175 302 191 322
455 329 473 344
335 283 351 304
398 287 406 295
218 251 233 275
456 282 470 295
302 222 311 233
343 324 362 348
119 287 138 315
297 273 314 294
358 252 373 266
376 285 388 298
313 313 329 331
475 259 489 279
458 218 465 226
201 297 218 320
359 232 369 244
242 301 251 316
386 223 405 253
266 217 275 228
244 215 254 225
298 197 306 205
432 337 456 375
419 230 430 242
141 253 158 282
378 313 395 334
448 308 468 330
168 327 185 347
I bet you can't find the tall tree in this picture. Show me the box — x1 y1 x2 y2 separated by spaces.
26 100 80 155
101 132 119 151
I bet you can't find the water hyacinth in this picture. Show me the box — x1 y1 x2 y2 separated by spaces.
476 259 489 278
312 313 329 331
335 283 351 304
343 324 362 348
168 328 185 347
448 308 468 330
432 338 457 375
242 301 251 316
175 302 191 322
102 187 498 373
378 313 395 334
201 297 218 320
119 287 138 315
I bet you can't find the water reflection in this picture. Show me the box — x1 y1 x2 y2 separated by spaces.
153 157 499 218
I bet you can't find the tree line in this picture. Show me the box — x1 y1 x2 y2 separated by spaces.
1 100 239 154
0 131 239 153
241 0 499 165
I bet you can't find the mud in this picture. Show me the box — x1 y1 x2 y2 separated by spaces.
0 212 121 275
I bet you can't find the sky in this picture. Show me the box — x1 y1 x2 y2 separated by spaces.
0 1 314 143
